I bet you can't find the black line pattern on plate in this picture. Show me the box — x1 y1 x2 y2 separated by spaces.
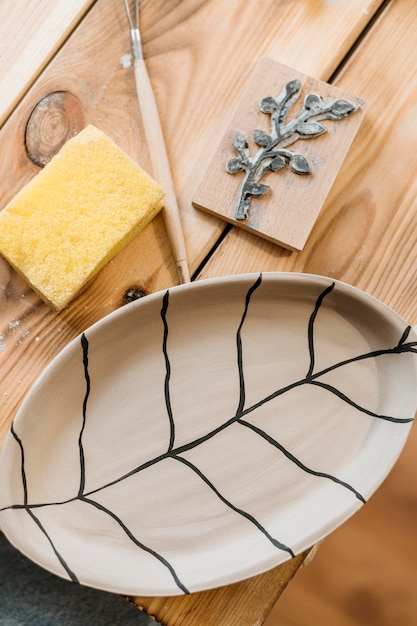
1 274 416 594
9 423 79 583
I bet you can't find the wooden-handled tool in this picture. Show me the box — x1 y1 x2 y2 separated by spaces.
123 0 190 284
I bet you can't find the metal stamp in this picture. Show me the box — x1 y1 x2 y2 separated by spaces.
226 79 360 220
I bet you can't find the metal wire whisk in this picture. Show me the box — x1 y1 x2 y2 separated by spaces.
123 0 142 60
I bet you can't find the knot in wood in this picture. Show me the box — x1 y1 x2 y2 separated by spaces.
123 286 148 304
25 91 86 167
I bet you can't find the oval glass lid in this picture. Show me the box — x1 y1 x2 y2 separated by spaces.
1 272 417 596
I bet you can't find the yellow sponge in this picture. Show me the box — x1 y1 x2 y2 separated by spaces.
0 125 164 312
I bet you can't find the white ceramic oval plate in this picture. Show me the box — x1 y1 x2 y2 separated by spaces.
1 272 417 596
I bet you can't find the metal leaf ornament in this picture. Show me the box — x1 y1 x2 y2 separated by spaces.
226 80 360 220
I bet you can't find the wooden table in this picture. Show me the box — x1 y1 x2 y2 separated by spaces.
1 1 417 624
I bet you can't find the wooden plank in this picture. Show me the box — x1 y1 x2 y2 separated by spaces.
0 0 96 126
193 58 365 251
130 551 309 626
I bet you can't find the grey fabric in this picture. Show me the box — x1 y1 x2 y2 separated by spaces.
0 533 159 625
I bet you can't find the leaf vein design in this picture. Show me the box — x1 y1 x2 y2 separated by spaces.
10 423 27 506
79 495 189 594
236 273 263 415
26 507 79 583
2 274 415 594
306 281 335 379
174 454 295 556
237 418 366 504
78 333 90 496
9 424 79 583
161 290 175 452
307 380 413 424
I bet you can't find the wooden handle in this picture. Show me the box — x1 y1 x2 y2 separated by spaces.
134 59 190 283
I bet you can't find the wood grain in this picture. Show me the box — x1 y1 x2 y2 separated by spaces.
0 0 96 126
130 551 309 626
0 1 392 625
